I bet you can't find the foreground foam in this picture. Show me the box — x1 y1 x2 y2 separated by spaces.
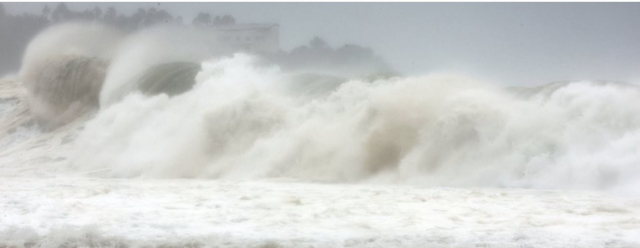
1 178 638 248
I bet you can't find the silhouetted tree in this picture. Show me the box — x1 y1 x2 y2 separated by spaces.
309 36 328 50
92 7 102 19
51 3 71 22
129 8 147 29
336 44 375 63
41 5 51 20
0 4 245 75
79 10 95 20
158 9 174 24
0 3 5 19
103 7 117 24
220 15 235 25
193 12 211 26
267 36 393 76
142 8 173 26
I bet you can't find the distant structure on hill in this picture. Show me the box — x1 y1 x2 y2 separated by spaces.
213 23 280 54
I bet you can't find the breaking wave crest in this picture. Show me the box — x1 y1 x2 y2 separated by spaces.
4 22 640 195
99 25 226 107
18 23 123 127
68 53 640 193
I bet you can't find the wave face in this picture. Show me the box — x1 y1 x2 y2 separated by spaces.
137 62 202 96
99 25 226 107
68 53 640 194
18 23 123 127
24 56 108 127
4 23 640 195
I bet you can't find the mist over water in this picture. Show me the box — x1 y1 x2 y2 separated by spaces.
99 25 228 107
18 23 123 127
6 22 640 196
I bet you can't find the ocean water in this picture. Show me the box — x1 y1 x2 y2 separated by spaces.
1 22 639 247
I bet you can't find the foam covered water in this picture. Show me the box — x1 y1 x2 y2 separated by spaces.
66 53 640 195
2 22 640 196
2 21 640 248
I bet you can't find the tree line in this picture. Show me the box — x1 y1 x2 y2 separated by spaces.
0 3 393 77
0 3 237 75
268 37 395 77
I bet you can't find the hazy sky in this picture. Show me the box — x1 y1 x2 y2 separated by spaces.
5 2 640 85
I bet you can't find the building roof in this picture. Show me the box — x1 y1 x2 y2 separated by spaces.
213 23 279 32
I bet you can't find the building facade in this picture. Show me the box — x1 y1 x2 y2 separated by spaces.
213 23 280 54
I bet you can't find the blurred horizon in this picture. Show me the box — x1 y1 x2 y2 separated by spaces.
4 2 640 85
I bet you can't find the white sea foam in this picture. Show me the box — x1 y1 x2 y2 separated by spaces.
99 25 227 107
2 22 639 195
67 53 640 195
17 23 123 127
2 22 640 248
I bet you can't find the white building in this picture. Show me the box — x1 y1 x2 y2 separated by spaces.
213 23 280 54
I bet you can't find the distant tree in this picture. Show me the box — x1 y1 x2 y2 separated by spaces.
336 44 374 61
192 12 211 26
213 15 222 25
51 3 71 22
142 7 157 26
92 7 102 20
148 7 157 16
309 36 329 50
103 7 117 24
0 4 244 75
290 45 310 54
160 10 174 23
116 14 128 30
79 10 94 20
0 3 5 19
139 7 173 27
153 9 173 25
266 36 393 76
130 8 147 29
41 5 51 20
220 15 235 25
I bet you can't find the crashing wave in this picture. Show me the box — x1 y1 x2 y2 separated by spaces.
66 54 640 195
4 23 640 196
18 22 123 128
107 62 202 105
22 55 108 127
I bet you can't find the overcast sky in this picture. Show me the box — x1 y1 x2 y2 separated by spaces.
5 2 640 86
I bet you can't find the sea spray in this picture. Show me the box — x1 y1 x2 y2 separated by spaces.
99 25 227 107
18 22 123 127
72 54 640 194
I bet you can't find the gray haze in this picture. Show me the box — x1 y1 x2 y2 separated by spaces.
5 2 640 86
